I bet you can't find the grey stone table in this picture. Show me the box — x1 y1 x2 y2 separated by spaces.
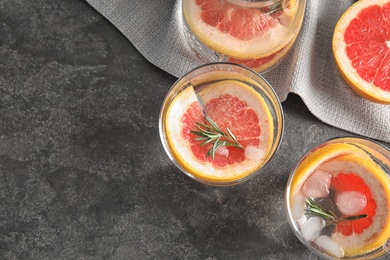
0 0 389 259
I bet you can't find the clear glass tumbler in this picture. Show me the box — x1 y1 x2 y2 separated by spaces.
182 0 306 73
285 137 390 259
159 62 283 186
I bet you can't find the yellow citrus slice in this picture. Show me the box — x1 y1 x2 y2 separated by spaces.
332 0 390 104
320 154 390 257
183 0 299 59
165 76 274 183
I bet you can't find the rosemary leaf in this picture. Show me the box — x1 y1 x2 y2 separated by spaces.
192 131 207 137
304 197 368 225
191 116 244 159
226 128 242 147
340 214 368 222
206 117 224 135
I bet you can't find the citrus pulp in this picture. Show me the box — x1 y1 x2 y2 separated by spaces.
333 0 390 104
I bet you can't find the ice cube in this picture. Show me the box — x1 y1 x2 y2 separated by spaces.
314 235 345 258
291 192 305 221
216 145 229 157
336 191 367 215
301 217 325 242
245 146 265 161
302 169 332 198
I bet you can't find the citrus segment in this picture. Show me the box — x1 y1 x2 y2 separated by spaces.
332 173 376 236
333 0 390 104
165 78 274 182
195 0 278 41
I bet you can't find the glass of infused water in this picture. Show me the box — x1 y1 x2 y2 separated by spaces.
285 137 390 259
159 62 283 186
182 0 306 73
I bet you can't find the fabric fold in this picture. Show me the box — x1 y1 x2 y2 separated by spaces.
85 0 390 142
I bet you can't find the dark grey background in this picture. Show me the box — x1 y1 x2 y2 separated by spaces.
0 0 389 259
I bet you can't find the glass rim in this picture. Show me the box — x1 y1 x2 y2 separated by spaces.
225 0 284 8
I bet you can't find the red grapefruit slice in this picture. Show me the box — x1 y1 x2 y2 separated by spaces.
319 154 390 257
333 0 390 104
165 76 274 183
195 0 279 41
183 0 299 59
289 142 390 257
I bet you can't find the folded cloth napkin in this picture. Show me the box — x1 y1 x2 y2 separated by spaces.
85 0 390 143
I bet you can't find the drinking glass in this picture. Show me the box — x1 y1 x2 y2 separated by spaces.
285 137 390 259
159 62 283 186
182 0 306 72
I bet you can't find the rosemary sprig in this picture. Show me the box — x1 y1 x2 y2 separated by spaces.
191 116 243 160
305 197 336 221
304 197 368 225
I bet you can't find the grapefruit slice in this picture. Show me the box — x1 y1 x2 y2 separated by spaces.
183 0 297 59
319 154 390 257
289 141 390 257
165 78 274 183
332 0 390 104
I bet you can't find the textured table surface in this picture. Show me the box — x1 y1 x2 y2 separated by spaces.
0 0 389 259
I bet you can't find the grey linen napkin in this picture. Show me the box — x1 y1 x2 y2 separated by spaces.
85 0 390 143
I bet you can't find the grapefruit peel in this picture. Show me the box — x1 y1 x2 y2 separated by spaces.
332 0 390 104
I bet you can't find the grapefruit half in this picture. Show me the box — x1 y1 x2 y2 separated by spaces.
164 76 274 183
333 0 390 104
